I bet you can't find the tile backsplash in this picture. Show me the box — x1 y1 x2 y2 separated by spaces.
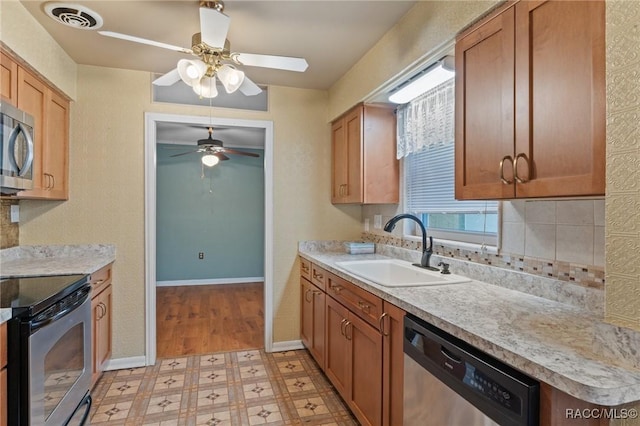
362 199 606 290
502 199 605 267
0 200 19 249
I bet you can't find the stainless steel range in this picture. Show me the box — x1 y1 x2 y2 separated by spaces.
3 274 92 425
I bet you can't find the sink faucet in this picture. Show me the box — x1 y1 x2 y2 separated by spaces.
383 214 437 271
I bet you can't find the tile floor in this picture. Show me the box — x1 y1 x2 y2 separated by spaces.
90 349 358 425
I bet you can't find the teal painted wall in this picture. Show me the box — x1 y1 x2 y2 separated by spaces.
156 144 265 281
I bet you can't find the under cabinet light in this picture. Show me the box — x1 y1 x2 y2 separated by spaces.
388 56 455 104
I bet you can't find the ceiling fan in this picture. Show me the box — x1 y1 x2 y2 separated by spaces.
168 127 260 167
97 0 308 98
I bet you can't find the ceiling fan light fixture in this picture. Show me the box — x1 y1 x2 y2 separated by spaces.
177 59 207 87
217 64 245 94
202 153 220 167
194 76 218 98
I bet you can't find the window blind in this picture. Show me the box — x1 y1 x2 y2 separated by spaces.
405 143 498 214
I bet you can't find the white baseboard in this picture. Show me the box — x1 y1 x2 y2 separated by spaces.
104 356 148 371
269 340 305 353
156 277 264 287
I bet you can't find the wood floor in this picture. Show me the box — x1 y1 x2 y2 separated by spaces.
156 283 264 358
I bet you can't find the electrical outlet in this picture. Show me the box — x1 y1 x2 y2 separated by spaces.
373 215 382 229
198 252 204 260
10 205 19 223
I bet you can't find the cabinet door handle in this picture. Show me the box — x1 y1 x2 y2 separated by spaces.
514 153 530 184
340 318 347 336
312 290 322 297
50 173 55 189
345 321 352 340
378 312 388 336
304 288 313 303
499 156 514 185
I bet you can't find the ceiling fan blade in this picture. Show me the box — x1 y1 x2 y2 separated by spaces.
170 150 200 157
223 148 260 158
199 7 231 48
239 77 262 96
234 53 308 72
215 152 230 161
153 68 181 86
98 31 192 54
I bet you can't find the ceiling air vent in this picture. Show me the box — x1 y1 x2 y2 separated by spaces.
44 3 103 30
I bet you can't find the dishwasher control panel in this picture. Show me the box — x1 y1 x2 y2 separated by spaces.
463 364 520 415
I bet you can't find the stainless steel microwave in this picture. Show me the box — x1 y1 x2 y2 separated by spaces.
0 102 34 194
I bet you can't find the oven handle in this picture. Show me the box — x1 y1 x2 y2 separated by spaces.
30 286 91 331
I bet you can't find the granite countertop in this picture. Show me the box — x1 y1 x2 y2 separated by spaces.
299 242 640 407
0 244 116 323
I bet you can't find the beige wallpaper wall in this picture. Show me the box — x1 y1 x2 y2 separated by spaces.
18 64 362 358
605 1 640 331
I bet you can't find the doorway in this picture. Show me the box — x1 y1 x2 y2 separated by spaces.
144 112 274 366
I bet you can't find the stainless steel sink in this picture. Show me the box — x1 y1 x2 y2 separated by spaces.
335 259 471 287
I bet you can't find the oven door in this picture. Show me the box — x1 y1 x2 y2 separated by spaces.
29 294 92 426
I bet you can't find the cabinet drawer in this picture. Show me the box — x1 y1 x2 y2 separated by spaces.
300 257 311 281
90 263 113 296
310 264 327 291
0 323 5 368
326 272 382 328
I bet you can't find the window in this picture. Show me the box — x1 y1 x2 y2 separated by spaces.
397 78 499 247
404 143 499 246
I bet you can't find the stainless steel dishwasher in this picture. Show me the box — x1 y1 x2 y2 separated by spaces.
403 314 539 426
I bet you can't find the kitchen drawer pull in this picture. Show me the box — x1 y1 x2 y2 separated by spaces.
499 156 514 185
340 318 347 336
378 312 388 336
358 300 370 314
301 264 309 272
312 271 324 280
514 153 530 184
330 284 343 294
94 279 104 286
304 288 313 303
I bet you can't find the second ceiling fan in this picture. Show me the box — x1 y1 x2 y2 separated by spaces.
98 0 308 98
169 127 260 167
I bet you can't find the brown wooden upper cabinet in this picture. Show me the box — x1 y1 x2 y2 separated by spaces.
331 103 399 204
455 0 605 200
1 49 70 200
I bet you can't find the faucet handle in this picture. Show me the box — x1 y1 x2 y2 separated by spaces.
438 262 450 274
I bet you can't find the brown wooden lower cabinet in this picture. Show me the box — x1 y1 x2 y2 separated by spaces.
91 264 113 388
382 301 404 426
300 277 325 369
325 297 351 397
300 259 405 426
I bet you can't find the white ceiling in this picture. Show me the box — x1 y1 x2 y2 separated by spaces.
20 0 416 153
20 0 417 90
